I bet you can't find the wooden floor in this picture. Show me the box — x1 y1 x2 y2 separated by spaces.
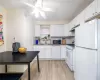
21 60 74 80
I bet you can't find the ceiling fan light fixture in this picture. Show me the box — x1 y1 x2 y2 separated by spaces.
39 11 46 19
23 0 52 19
31 8 40 18
35 12 39 18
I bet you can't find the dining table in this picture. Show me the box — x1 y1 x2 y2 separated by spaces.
0 51 40 80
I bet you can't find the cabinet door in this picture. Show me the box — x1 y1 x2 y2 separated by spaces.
96 0 100 13
79 10 85 25
70 20 74 29
35 25 40 37
50 25 64 36
64 24 69 36
34 46 45 58
44 46 51 59
34 46 51 59
84 1 96 21
61 46 66 59
75 47 97 80
52 46 61 59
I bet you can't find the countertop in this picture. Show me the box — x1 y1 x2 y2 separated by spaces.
34 44 75 46
66 44 75 47
34 44 66 46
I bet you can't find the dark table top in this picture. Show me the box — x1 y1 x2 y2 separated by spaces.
0 51 39 64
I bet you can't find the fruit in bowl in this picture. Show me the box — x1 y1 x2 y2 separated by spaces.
19 47 27 53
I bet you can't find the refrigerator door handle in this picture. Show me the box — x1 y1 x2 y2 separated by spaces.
76 46 98 50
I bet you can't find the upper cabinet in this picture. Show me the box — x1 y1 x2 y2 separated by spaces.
35 25 40 37
64 24 69 36
50 25 64 37
84 1 96 21
61 46 66 59
79 10 85 25
96 0 100 13
69 21 74 30
74 15 80 26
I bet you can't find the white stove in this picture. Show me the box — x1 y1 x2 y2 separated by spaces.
66 45 75 71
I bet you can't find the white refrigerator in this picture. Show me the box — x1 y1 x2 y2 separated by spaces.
75 19 100 80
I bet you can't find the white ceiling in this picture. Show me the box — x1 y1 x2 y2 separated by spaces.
0 0 93 21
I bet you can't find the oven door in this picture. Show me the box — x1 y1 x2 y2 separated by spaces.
66 48 73 71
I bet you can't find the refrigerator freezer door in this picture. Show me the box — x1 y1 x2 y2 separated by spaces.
75 47 97 80
75 20 97 49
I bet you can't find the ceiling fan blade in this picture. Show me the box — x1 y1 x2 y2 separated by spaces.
42 8 53 12
23 2 35 8
39 11 46 19
35 0 43 7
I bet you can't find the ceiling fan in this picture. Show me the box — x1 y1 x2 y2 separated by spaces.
23 0 53 19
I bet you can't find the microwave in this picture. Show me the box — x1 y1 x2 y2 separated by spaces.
53 40 61 44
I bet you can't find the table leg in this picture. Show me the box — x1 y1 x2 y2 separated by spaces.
37 54 40 72
5 65 7 73
28 64 30 80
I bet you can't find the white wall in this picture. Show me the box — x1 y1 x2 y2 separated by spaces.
4 9 35 72
6 9 35 51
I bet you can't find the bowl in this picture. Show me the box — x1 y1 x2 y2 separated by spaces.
18 47 27 53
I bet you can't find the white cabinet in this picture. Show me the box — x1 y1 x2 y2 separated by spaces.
34 46 51 59
70 20 74 30
44 46 52 59
51 46 61 59
38 46 46 58
75 47 97 80
96 0 100 14
50 25 64 36
79 10 85 25
84 1 96 21
72 18 76 27
34 46 45 58
61 46 66 59
34 45 67 60
64 24 70 36
35 25 40 37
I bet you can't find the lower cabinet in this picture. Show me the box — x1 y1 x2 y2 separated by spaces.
51 46 61 59
61 46 66 59
34 46 52 59
45 46 52 59
33 45 66 60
